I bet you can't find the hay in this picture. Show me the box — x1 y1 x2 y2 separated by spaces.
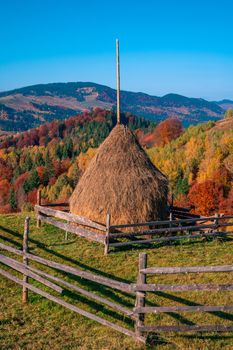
70 124 168 225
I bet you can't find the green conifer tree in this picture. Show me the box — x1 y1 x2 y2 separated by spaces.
9 188 17 210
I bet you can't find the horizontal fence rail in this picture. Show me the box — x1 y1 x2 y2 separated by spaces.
0 242 133 294
133 283 233 292
110 223 217 238
27 265 134 318
37 214 105 244
35 205 106 232
110 214 233 230
134 305 233 313
138 325 233 333
141 265 233 275
0 253 63 293
109 231 233 248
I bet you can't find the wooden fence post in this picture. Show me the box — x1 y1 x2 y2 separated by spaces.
104 213 111 255
36 189 41 228
22 216 30 303
135 253 147 337
65 211 70 241
214 213 219 232
169 212 173 232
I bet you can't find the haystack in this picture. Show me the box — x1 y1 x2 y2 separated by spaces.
70 124 168 225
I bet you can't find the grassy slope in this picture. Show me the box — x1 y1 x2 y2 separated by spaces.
0 213 233 350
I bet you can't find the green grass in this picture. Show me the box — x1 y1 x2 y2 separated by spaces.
0 213 233 350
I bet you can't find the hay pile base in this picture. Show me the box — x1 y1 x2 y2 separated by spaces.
70 125 168 225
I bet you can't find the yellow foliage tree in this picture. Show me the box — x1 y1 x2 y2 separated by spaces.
77 148 97 173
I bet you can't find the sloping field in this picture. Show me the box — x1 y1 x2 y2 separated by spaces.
0 213 233 349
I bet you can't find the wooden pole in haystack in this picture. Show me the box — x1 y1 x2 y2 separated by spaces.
22 216 30 303
116 39 121 124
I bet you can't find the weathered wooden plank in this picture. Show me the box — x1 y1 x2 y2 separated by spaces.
110 223 218 239
134 305 233 314
28 265 134 318
110 215 233 230
171 210 201 218
0 243 23 256
141 265 233 275
35 205 105 232
109 231 233 247
38 215 105 244
44 203 69 207
169 205 191 213
0 267 145 343
135 253 147 337
133 283 233 292
0 243 133 294
138 325 233 333
0 254 63 293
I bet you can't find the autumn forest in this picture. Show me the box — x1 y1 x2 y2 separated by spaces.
0 108 232 216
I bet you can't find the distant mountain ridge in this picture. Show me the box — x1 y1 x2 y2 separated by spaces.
215 99 233 111
0 82 224 131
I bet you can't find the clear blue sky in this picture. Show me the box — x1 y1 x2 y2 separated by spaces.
1 0 233 100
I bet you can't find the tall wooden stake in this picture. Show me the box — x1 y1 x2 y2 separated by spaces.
104 212 111 255
22 216 30 303
116 39 121 124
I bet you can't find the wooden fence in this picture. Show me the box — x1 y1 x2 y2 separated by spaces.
107 214 233 253
35 190 233 254
0 218 145 343
133 253 233 337
169 205 202 220
0 220 233 343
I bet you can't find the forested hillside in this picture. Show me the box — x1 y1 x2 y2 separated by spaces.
147 116 233 215
0 108 232 216
0 109 154 213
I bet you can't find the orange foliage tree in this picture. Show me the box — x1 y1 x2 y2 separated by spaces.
0 179 11 205
141 117 183 147
154 117 183 146
188 180 224 215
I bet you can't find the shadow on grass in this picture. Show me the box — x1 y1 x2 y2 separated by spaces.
182 333 233 340
152 291 233 322
146 334 171 347
146 332 233 348
111 235 233 254
63 289 134 327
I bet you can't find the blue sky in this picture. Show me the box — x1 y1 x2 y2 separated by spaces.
1 0 233 100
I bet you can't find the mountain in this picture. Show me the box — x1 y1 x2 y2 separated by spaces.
215 99 233 110
0 82 224 131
